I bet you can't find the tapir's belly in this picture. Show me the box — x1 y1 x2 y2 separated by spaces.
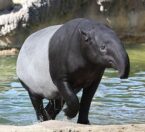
16 25 62 99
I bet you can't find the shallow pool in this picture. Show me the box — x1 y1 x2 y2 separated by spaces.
0 44 145 125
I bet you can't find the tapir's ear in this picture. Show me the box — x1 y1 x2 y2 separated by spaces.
79 29 90 41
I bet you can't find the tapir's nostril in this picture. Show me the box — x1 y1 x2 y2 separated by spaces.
108 60 117 70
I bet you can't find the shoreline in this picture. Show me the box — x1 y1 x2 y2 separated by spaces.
0 120 145 132
0 48 19 56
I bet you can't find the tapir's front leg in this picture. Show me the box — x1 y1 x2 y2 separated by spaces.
56 80 79 119
77 71 104 124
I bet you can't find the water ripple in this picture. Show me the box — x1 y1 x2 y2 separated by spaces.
0 55 145 125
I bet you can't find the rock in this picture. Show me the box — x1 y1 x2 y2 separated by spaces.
96 0 113 12
13 0 26 4
86 0 145 43
0 0 89 49
0 120 145 132
0 0 13 11
0 48 18 55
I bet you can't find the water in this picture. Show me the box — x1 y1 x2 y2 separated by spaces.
0 44 145 125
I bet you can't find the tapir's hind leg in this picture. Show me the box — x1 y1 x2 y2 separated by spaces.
19 79 51 121
28 92 51 121
45 98 65 119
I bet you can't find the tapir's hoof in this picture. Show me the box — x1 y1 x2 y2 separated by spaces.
77 119 90 125
63 108 77 119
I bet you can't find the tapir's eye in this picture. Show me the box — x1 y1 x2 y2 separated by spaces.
100 44 107 52
85 37 91 43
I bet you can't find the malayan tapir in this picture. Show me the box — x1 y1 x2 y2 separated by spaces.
16 18 130 124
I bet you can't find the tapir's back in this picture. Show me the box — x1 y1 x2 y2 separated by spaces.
16 25 62 99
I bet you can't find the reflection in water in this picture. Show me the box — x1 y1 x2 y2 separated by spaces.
0 44 145 125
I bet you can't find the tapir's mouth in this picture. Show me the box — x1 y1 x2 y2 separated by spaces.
109 60 117 70
108 60 129 79
108 60 123 78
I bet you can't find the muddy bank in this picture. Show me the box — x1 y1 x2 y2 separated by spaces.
0 120 144 132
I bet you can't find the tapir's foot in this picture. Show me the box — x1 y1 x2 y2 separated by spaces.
38 110 51 122
45 99 65 120
63 107 78 119
77 119 90 125
34 104 51 122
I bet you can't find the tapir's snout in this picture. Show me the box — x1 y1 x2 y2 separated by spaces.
118 53 130 79
108 45 130 79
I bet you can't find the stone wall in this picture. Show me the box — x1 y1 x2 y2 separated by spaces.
0 0 88 49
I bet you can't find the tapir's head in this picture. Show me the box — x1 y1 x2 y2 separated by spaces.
79 23 130 79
